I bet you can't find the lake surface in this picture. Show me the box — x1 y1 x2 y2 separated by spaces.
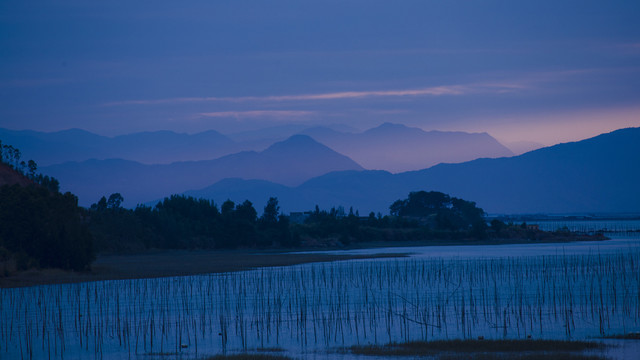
2 237 639 359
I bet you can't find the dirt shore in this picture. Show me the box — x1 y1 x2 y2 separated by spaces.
0 250 406 288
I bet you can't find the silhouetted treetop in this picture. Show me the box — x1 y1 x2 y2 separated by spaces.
390 191 485 231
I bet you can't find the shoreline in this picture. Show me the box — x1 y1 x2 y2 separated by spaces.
0 235 610 289
0 250 406 289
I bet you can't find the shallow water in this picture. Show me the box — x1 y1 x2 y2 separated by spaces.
297 237 640 258
2 238 639 359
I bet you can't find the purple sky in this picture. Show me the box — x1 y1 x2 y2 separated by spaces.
1 1 640 146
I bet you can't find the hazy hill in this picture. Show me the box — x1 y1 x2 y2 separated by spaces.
41 135 363 207
186 127 640 214
299 123 514 172
0 128 238 165
398 126 640 213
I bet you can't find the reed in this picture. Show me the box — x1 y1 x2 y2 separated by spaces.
1 250 638 358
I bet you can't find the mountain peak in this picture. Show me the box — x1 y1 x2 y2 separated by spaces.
379 122 406 129
364 122 425 137
373 122 410 131
264 134 326 152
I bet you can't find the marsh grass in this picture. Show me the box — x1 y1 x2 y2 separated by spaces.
350 339 608 359
1 250 638 359
439 354 608 360
204 354 294 360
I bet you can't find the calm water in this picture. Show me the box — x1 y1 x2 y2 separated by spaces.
2 237 639 360
530 219 640 236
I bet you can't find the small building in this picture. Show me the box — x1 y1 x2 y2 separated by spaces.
526 224 540 231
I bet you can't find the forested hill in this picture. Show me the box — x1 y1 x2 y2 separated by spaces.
0 162 33 187
0 144 94 272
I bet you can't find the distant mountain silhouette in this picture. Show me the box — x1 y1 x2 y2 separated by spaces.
186 127 640 214
2 123 513 172
224 123 362 155
299 123 514 172
0 128 238 165
41 135 363 207
503 140 545 155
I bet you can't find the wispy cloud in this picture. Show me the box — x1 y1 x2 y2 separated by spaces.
198 110 315 119
103 83 516 107
616 42 640 54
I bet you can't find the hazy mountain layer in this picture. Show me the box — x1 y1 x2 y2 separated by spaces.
0 128 238 166
299 123 514 172
41 135 363 207
1 124 513 173
186 127 640 214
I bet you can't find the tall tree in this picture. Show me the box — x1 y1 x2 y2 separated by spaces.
107 193 124 209
261 197 280 226
27 160 37 179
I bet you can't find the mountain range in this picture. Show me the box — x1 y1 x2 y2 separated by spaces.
0 128 239 166
299 123 514 172
41 135 362 206
0 123 513 171
6 125 639 214
185 127 640 214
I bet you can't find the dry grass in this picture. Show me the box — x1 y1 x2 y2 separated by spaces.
602 332 640 340
204 354 293 360
439 354 607 360
350 339 608 359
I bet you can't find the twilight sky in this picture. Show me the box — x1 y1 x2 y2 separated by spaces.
1 1 640 146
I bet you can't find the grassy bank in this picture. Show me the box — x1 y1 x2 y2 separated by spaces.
0 249 406 288
0 232 609 288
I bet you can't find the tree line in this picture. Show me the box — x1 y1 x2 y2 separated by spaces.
86 190 489 253
88 195 294 252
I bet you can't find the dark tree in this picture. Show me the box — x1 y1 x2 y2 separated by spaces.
92 196 108 211
490 219 506 233
34 174 60 193
27 160 37 179
221 199 235 217
0 185 94 271
12 148 21 168
235 200 257 223
107 193 124 209
389 191 485 232
260 197 280 226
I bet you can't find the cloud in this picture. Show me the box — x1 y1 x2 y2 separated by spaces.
103 68 610 109
615 42 640 53
102 83 518 107
197 110 315 120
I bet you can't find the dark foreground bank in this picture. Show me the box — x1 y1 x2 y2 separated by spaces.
0 250 406 288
